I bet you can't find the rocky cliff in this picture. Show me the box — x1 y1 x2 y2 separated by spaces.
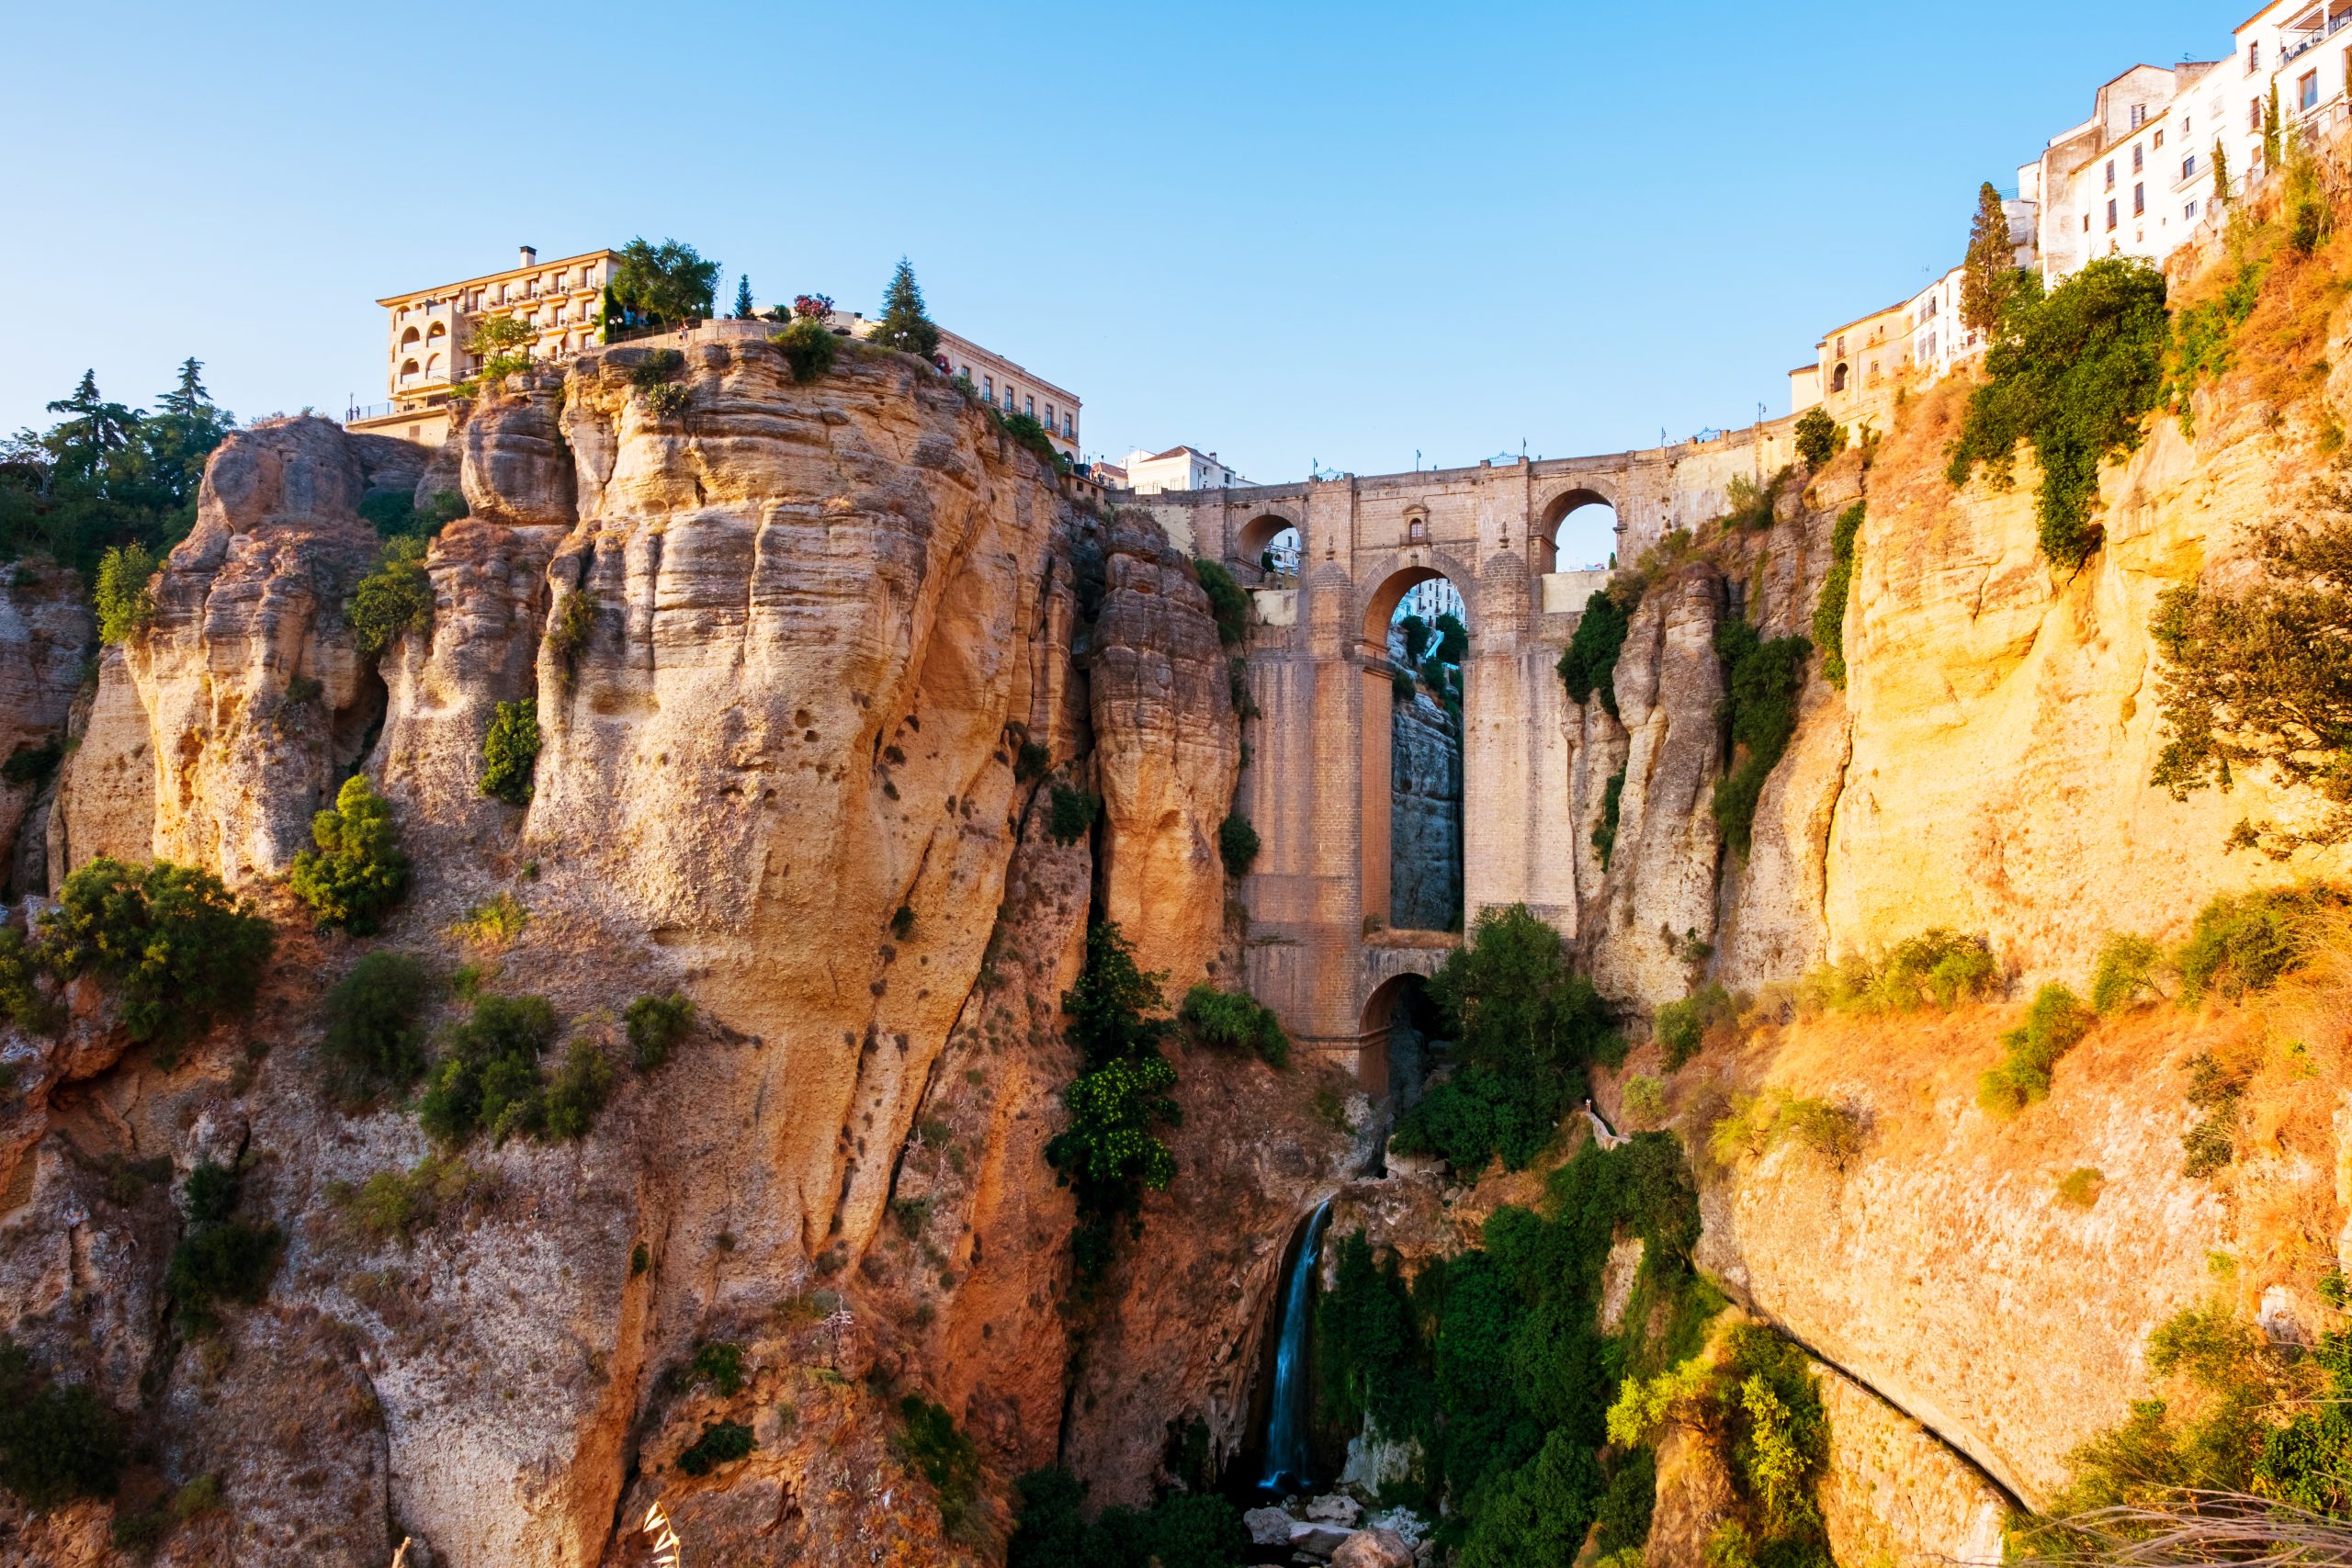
0 342 1350 1566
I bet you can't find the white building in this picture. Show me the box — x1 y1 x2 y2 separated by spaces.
1122 446 1251 494
933 327 1081 459
2030 1 2352 286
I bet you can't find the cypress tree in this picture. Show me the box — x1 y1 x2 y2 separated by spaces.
2266 84 2282 170
1961 182 2017 336
875 258 942 359
2212 139 2231 206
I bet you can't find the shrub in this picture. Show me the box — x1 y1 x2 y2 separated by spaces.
321 951 434 1102
675 1419 755 1477
1178 983 1289 1067
770 318 838 382
1813 502 1864 688
792 293 833 321
336 1153 493 1244
1723 468 1793 532
1009 1465 1251 1568
2181 1049 2252 1178
1978 984 2093 1116
997 411 1064 470
349 535 433 656
1217 813 1259 875
2 737 61 788
93 543 156 645
449 891 529 949
1802 929 1998 1014
691 1341 747 1396
1945 258 2168 571
546 589 594 667
1046 784 1100 845
894 1396 982 1539
2174 886 2346 1001
1792 408 1848 469
288 774 409 934
1046 923 1180 1287
165 1161 281 1335
480 698 541 806
1593 768 1625 869
542 1040 614 1139
1623 1074 1668 1127
1193 558 1249 645
641 381 690 418
629 348 684 389
1712 621 1810 857
2056 1167 2106 1207
1778 1097 1862 1169
1558 591 1631 715
1392 665 1416 701
2090 931 2164 1012
1655 984 1733 1071
33 857 273 1045
625 992 695 1070
358 487 464 540
1013 739 1050 782
416 992 561 1145
0 1340 123 1510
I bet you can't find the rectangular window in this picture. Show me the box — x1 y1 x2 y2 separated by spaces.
2250 41 2261 73
2302 70 2320 109
1064 412 1074 437
2134 182 2145 216
2105 158 2117 189
982 376 992 400
2108 197 2119 230
2132 144 2143 173
2154 129 2165 149
2253 96 2265 130
2187 199 2200 220
1024 395 1035 418
2131 103 2146 129
2184 153 2197 178
1044 402 1054 428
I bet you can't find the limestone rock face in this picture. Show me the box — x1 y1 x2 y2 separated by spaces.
1389 691 1461 932
1090 513 1241 992
1589 569 1729 1006
0 565 92 886
459 374 577 526
1815 1358 2007 1568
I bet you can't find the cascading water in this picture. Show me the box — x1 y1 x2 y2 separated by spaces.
1258 1197 1336 1494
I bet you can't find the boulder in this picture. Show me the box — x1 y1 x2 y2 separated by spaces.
1245 1506 1296 1547
1332 1529 1417 1568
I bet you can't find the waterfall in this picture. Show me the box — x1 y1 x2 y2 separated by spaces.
1259 1198 1336 1494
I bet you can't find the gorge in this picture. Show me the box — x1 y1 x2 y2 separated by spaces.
6 139 2352 1568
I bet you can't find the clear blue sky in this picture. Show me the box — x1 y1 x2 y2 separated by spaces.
1 0 2223 484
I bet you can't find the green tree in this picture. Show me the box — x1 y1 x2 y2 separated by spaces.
608 238 719 327
480 698 541 806
1792 408 1845 469
874 258 943 359
0 364 232 571
2266 84 2283 170
1945 257 2168 571
1813 502 1864 688
139 359 234 529
288 774 410 934
33 857 274 1045
1045 923 1180 1287
1961 181 2020 337
93 543 156 644
731 274 755 319
2212 139 2232 205
1712 620 1812 857
349 535 433 655
0 1341 124 1510
1558 591 1632 715
320 950 435 1103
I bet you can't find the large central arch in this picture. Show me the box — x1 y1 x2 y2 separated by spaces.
1360 559 1470 942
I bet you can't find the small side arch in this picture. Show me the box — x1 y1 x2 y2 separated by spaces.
1532 486 1621 573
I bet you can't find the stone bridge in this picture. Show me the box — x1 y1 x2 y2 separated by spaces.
1136 419 1803 1087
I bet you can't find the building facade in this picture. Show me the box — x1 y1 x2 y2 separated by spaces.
933 328 1081 459
348 246 616 446
1123 446 1251 494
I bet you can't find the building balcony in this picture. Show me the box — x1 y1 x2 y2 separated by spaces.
2282 6 2352 63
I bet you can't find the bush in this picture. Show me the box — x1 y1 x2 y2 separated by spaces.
1216 813 1259 875
1 738 61 788
1813 502 1864 689
0 1340 123 1510
1193 558 1249 645
1978 984 2093 1116
1179 983 1288 1067
997 411 1065 471
288 774 408 934
546 588 594 665
1778 1097 1863 1169
416 992 562 1145
629 348 684 389
1558 591 1631 715
769 318 838 382
1046 784 1100 845
2181 1049 2252 1178
2174 886 2346 1002
1392 665 1416 701
1723 468 1793 532
449 891 529 949
358 487 463 540
542 1040 614 1140
1594 768 1625 869
335 1153 492 1244
1013 739 1050 782
1793 408 1847 469
1046 923 1180 1287
1946 259 2168 571
691 1340 747 1396
2090 931 2164 1012
625 992 694 1070
321 950 433 1102
894 1396 982 1540
675 1419 755 1477
2056 1167 2105 1207
1655 984 1733 1071
34 857 273 1045
1712 621 1810 858
1802 929 1998 1014
1623 1074 1668 1127
93 543 156 645
1008 1465 1250 1568
165 1161 281 1335
642 381 690 418
350 535 433 656
480 698 541 806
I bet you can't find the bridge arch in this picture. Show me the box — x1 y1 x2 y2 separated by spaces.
1355 963 1448 1097
1358 548 1479 649
1238 511 1304 581
1532 485 1623 574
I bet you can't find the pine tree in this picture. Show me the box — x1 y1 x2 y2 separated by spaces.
157 358 209 419
731 274 754 320
1960 182 2018 337
874 258 942 359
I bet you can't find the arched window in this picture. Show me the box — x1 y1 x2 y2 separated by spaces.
399 358 421 384
1831 362 1849 393
400 326 422 349
424 352 442 378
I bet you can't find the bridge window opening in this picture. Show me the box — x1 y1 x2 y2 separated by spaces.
1363 569 1466 938
1237 514 1303 583
1360 973 1449 1108
1535 492 1619 575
